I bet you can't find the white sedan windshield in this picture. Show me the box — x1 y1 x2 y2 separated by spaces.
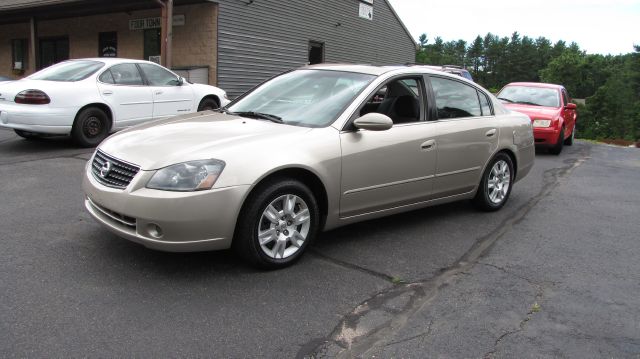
228 69 375 127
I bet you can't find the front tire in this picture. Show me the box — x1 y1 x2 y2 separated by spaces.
197 97 219 111
233 178 319 269
473 153 514 212
549 128 564 155
71 107 110 147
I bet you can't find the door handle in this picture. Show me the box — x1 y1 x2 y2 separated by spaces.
421 139 436 150
155 90 163 95
485 129 497 137
102 90 113 95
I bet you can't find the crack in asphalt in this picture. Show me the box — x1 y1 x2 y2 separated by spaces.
309 249 398 283
300 145 592 359
479 262 551 359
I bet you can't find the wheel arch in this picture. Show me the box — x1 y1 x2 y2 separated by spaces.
238 166 329 228
73 103 114 132
198 95 221 109
476 148 518 195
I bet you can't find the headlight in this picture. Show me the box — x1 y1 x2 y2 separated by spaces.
147 159 225 191
532 119 552 128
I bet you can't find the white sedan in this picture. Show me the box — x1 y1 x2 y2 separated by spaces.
0 58 230 146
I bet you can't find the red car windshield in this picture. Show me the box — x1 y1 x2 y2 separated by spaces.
498 86 560 108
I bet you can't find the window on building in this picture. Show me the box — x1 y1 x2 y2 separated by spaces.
430 77 482 119
308 41 324 65
99 32 118 57
144 29 161 62
39 37 69 70
12 39 28 71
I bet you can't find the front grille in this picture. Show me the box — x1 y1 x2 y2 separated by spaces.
91 150 140 189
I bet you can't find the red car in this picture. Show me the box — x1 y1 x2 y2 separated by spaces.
497 82 577 155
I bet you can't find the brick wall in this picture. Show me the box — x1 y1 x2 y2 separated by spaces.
0 3 218 85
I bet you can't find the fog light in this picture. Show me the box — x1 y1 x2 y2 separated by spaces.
147 223 163 238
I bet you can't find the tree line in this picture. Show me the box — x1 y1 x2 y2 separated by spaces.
416 33 640 142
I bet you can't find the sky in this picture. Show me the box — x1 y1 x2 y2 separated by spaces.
386 0 640 55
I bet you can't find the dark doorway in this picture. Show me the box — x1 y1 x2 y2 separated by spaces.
39 37 69 69
144 28 161 62
99 32 118 57
308 41 324 65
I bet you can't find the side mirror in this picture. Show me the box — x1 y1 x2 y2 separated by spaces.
565 103 577 110
353 113 393 131
176 76 184 86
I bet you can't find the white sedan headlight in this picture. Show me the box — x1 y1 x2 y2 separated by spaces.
532 119 552 128
147 159 225 191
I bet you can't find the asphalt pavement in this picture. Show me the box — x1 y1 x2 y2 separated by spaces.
1 129 638 358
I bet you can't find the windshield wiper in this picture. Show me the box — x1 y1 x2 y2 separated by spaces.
497 97 514 103
231 111 284 124
513 101 542 106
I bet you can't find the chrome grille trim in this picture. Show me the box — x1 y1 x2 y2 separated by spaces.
91 150 140 189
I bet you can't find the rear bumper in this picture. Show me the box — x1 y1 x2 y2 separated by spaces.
0 102 76 134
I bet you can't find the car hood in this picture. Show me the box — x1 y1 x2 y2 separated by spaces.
503 103 560 119
98 112 313 170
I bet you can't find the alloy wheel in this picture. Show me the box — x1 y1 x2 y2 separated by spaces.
487 160 511 204
257 194 311 259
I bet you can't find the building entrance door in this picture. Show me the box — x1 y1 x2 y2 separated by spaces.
144 29 161 62
39 37 69 69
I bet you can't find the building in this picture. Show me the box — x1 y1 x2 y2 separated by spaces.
0 0 416 97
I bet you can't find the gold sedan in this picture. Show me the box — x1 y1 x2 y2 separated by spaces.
83 64 534 269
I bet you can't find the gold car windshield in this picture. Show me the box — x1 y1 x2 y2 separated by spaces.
227 69 375 127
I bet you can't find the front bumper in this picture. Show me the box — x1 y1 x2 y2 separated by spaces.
83 159 250 252
0 102 76 134
533 126 561 146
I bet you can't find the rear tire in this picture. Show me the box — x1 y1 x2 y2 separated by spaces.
549 128 564 155
197 97 219 111
233 178 319 270
473 153 514 212
71 107 110 148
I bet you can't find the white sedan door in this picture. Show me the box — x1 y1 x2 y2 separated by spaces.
137 63 195 119
97 63 153 128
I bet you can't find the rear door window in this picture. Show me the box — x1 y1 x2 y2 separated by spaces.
430 77 481 119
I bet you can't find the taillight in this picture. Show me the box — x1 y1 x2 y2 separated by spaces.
15 90 50 105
